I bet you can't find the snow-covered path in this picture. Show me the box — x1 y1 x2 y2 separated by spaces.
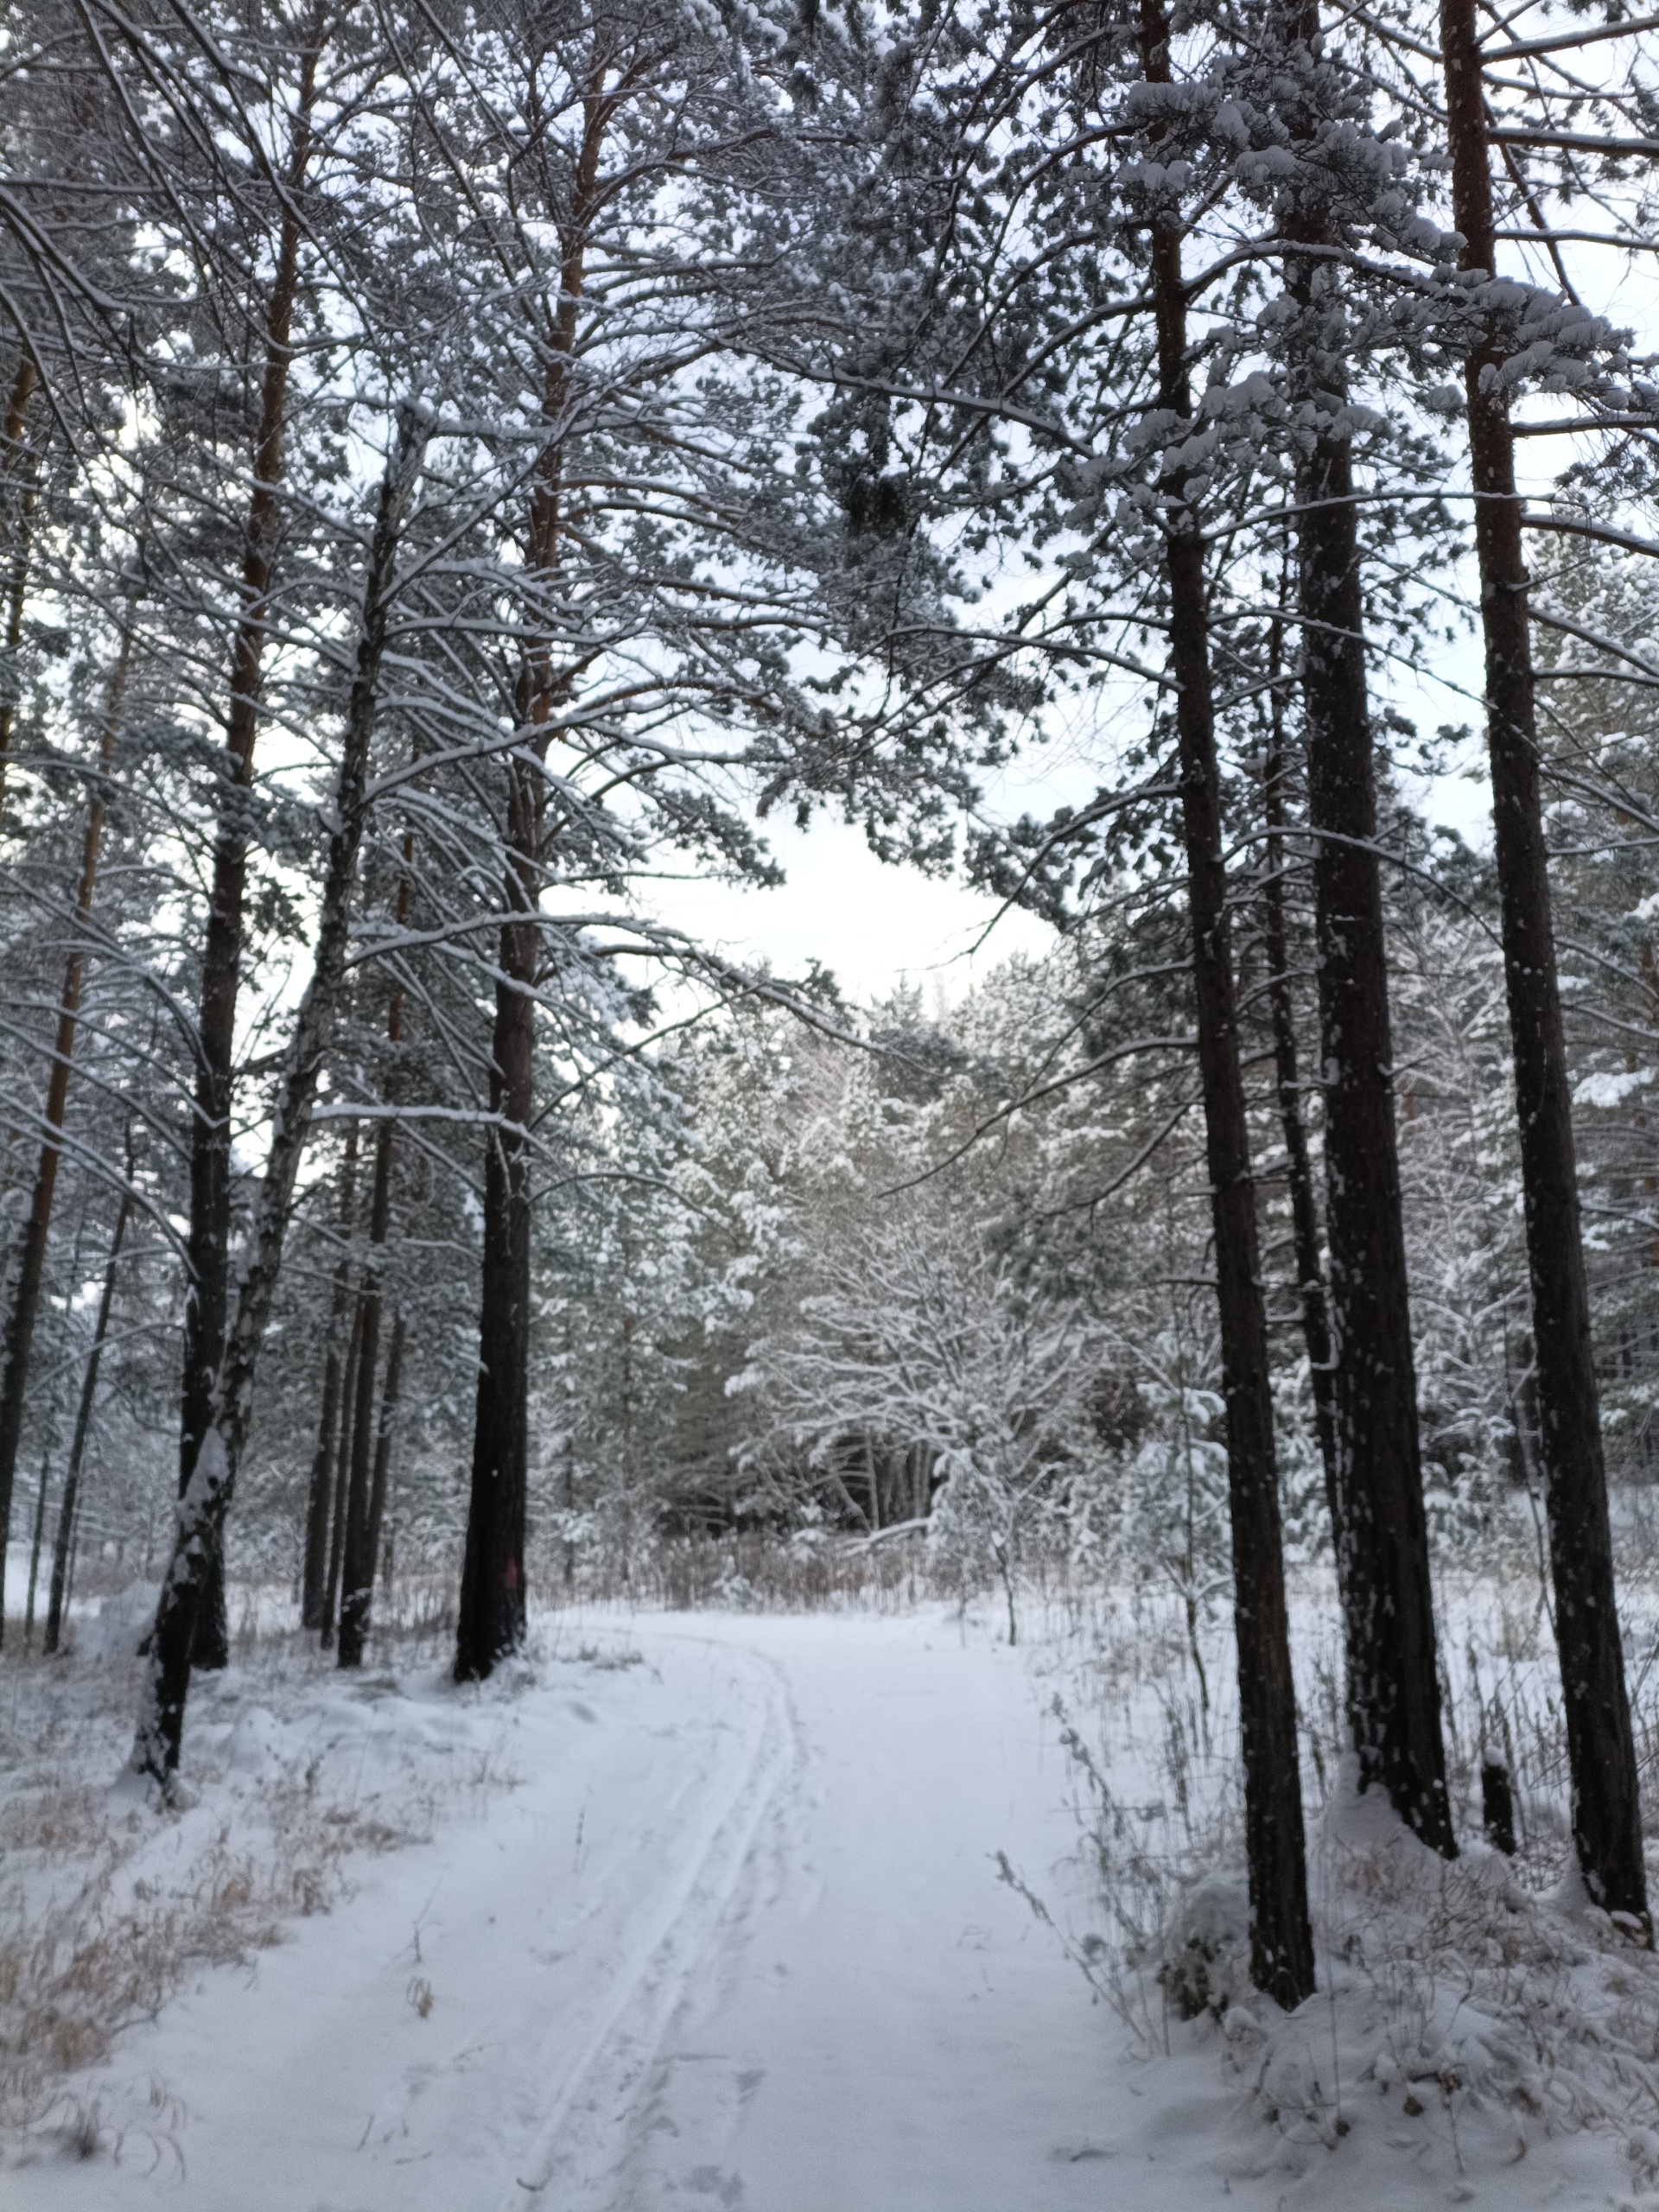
9 1611 1133 2212
10 1607 1643 2211
571 1614 1121 2212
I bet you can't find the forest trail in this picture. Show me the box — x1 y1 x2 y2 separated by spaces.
8 1609 1164 2212
542 1614 1127 2212
21 1607 1623 2212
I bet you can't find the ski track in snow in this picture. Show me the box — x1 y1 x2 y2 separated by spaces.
4 1606 1645 2211
501 1635 804 2210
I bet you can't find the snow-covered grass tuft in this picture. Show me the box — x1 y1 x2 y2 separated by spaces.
1230 1772 1659 2182
0 1593 523 2149
1017 1570 1659 2202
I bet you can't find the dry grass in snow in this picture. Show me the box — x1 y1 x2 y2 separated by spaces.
0 1589 520 2163
1002 1569 1659 2208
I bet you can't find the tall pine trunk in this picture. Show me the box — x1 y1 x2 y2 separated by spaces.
133 404 429 1784
1141 0 1315 2008
454 925 535 1675
1280 26 1454 1849
337 1119 397 1667
179 56 320 1672
0 353 41 823
1260 644 1340 1545
366 1308 406 1591
1297 372 1454 1855
454 87 607 1681
1439 0 1647 1922
0 620 132 1641
23 1442 50 1646
302 1122 358 1629
321 1299 364 1649
338 851 411 1667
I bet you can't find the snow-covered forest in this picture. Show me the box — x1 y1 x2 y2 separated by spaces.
7 0 1659 2200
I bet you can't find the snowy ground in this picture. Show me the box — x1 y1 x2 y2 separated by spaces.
2 1595 1653 2210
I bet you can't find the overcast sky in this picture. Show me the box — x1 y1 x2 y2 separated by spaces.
642 619 1503 1010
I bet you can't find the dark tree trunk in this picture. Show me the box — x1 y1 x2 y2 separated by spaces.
178 60 320 1675
1261 624 1341 1542
454 957 534 1678
910 1441 936 1521
454 87 610 1682
302 1124 358 1629
1440 0 1647 1923
1281 73 1454 1849
23 1444 49 1646
322 1297 364 1649
0 621 132 1643
1 355 35 466
563 1306 577 1592
338 850 411 1667
365 1307 406 1589
45 1150 134 1655
1141 0 1315 2010
133 404 429 1785
1482 1758 1517 1856
338 1122 396 1668
62 1510 81 1621
1299 411 1454 1855
0 353 41 825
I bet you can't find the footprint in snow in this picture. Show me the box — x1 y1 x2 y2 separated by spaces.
683 2166 745 2204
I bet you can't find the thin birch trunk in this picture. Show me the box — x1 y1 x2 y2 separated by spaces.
1439 0 1647 1923
0 620 133 1642
133 402 429 1786
1141 0 1315 2007
44 1160 134 1655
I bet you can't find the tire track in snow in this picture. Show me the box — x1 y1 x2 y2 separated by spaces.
503 1637 802 2211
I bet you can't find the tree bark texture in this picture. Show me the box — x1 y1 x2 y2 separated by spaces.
1284 144 1454 1852
44 1161 133 1655
0 620 132 1643
134 404 429 1783
454 85 608 1681
1440 0 1647 1921
454 959 534 1678
24 1444 50 1645
302 1122 358 1630
1262 625 1342 1550
0 352 41 826
1141 0 1316 2009
321 1298 364 1649
338 1116 397 1668
178 60 320 1673
1300 423 1454 1853
339 849 411 1666
366 1307 406 1588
